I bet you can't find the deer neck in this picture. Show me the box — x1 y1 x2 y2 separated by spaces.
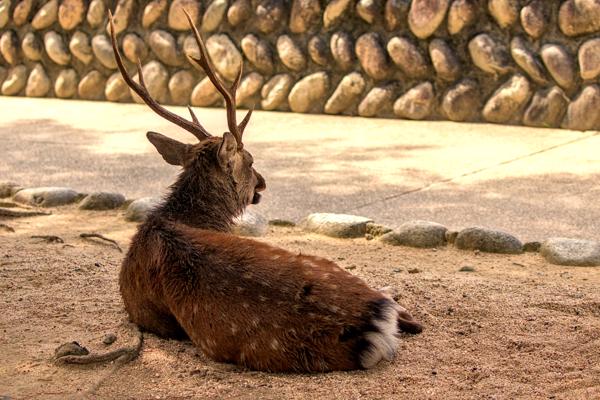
156 170 242 232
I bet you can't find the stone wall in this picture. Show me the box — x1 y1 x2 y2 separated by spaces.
1 0 600 130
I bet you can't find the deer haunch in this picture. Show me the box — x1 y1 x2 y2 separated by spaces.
120 221 422 372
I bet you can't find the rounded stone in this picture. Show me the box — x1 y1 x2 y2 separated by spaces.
1 65 27 95
387 36 429 78
92 34 117 69
0 30 18 65
125 197 161 222
236 72 264 105
122 33 148 64
142 0 167 28
233 210 268 237
86 0 105 28
510 37 548 86
58 0 85 30
520 0 547 39
523 86 568 128
168 70 194 105
355 32 390 81
308 36 329 66
455 227 523 254
324 72 366 114
447 0 477 35
578 38 600 81
323 0 353 30
12 0 33 26
408 0 450 39
32 0 58 30
21 32 43 61
429 39 460 82
191 77 221 106
102 333 117 345
384 0 409 31
105 72 131 102
149 30 183 67
356 0 380 24
54 68 78 98
25 63 50 97
0 0 10 28
482 74 531 124
290 0 321 33
380 220 448 248
54 342 89 358
541 238 600 267
206 34 242 82
107 0 135 35
254 0 286 34
330 31 354 71
14 187 79 207
261 73 294 110
288 72 329 113
202 0 228 33
393 81 435 120
561 84 600 131
78 70 106 100
44 31 71 65
301 213 373 238
488 0 519 29
131 61 169 104
358 84 395 117
277 35 306 72
559 0 600 37
79 192 126 210
241 34 274 75
468 33 511 76
441 79 480 122
227 0 251 26
540 44 576 91
69 31 93 64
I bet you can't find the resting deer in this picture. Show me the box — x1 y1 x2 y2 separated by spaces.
109 11 422 373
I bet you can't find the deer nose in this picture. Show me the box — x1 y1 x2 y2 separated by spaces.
255 171 266 192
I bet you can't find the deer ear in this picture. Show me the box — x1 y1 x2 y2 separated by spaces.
146 131 190 166
217 132 237 171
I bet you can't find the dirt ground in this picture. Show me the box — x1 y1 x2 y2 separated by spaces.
1 206 599 400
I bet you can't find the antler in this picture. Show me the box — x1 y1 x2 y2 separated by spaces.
108 10 211 141
184 9 252 150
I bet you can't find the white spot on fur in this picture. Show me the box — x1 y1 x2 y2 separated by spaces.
231 323 238 334
252 318 260 327
259 295 268 302
329 284 338 290
242 302 250 309
236 286 244 293
271 255 281 260
249 342 257 350
270 338 280 350
242 272 253 279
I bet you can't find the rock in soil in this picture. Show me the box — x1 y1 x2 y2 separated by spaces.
125 197 161 222
380 220 447 248
233 211 268 237
541 238 600 267
13 187 79 207
301 213 373 238
455 227 523 254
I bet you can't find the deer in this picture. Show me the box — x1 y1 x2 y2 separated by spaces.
104 10 423 373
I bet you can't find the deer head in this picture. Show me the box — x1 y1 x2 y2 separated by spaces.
108 11 266 213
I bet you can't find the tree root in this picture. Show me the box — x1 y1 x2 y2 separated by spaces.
79 233 123 253
55 324 143 365
0 207 51 218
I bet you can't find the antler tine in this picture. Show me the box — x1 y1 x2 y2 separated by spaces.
238 106 254 135
184 9 248 149
108 10 211 141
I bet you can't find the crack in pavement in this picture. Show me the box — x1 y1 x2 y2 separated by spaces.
347 132 599 213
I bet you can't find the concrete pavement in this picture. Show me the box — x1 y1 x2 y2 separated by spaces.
1 96 598 242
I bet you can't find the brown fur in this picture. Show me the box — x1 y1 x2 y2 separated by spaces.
120 137 423 372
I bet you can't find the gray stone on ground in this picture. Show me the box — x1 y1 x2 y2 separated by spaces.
79 192 126 210
301 213 373 238
541 238 600 267
13 187 80 207
455 227 523 254
380 220 447 248
125 197 161 222
233 210 268 237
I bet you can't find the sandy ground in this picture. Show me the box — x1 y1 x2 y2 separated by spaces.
1 206 599 400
